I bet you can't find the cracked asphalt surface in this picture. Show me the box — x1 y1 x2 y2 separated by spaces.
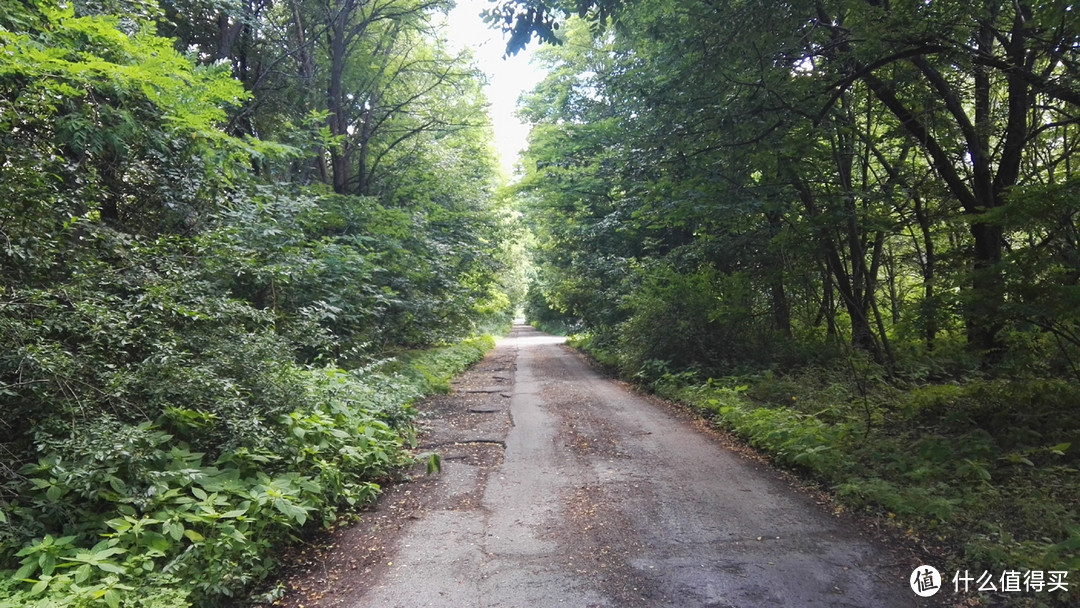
265 325 930 607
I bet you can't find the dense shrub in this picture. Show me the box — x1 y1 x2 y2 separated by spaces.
0 6 511 606
0 332 494 607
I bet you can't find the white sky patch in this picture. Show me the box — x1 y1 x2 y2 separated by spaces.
441 0 547 176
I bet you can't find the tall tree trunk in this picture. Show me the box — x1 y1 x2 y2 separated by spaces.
764 204 792 338
100 159 121 226
913 195 938 351
289 0 328 183
816 0 1038 361
356 92 377 196
832 100 884 361
771 272 792 338
327 3 351 194
789 170 880 358
215 12 243 62
966 17 1005 354
823 267 838 340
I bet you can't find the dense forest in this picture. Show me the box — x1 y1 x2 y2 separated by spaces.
5 0 1080 604
0 0 520 605
514 0 1080 602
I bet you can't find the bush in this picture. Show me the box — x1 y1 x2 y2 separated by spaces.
0 333 494 607
0 4 510 606
0 221 497 606
614 264 787 379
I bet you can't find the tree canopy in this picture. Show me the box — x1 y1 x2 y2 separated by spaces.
522 0 1080 370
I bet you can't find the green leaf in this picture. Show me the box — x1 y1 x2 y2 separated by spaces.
273 499 309 525
106 518 132 533
39 553 55 576
90 540 114 554
164 520 183 540
425 452 442 475
95 562 127 575
146 533 171 553
14 561 36 580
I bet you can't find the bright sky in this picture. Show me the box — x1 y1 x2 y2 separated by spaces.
441 0 547 176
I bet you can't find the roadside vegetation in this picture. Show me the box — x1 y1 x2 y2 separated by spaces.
510 2 1080 606
0 0 518 606
572 332 1079 604
0 335 494 608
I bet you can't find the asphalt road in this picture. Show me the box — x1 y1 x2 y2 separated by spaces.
307 325 925 607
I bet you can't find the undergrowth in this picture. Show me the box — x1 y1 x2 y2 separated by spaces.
569 333 1080 607
0 337 493 608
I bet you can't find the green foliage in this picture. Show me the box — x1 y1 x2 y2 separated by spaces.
0 178 498 606
383 335 497 395
0 335 493 606
518 0 1080 371
519 7 1080 603
674 381 854 476
0 1 252 244
565 333 620 371
0 2 513 607
615 264 793 378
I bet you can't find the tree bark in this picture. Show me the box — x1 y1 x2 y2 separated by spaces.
289 0 328 183
789 170 880 358
326 1 352 194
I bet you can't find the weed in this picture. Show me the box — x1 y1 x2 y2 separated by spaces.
0 336 495 607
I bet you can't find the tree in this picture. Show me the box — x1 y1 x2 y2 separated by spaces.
517 0 1080 370
803 0 1080 355
1 1 515 605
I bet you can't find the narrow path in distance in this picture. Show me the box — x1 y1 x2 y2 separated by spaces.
269 325 927 607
